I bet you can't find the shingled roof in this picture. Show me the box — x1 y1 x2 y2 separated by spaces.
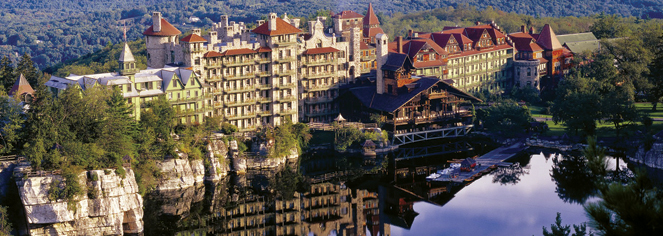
363 3 380 26
335 10 363 19
536 24 563 50
142 18 182 36
252 17 302 36
118 43 135 62
8 74 34 97
181 34 207 43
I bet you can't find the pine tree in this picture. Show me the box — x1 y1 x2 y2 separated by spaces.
0 57 13 92
98 87 138 162
15 53 40 87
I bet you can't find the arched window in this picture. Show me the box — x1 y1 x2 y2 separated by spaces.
527 68 531 76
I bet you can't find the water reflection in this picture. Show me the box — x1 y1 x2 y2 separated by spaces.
144 145 606 236
550 154 597 204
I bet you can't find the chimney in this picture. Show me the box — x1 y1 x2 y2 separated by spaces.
476 21 481 26
268 13 277 31
397 36 403 54
292 19 301 28
152 12 162 32
257 20 265 25
376 33 389 95
521 25 526 33
193 28 202 35
529 26 535 34
220 15 229 27
209 31 218 47
408 29 413 39
308 21 316 34
413 32 419 38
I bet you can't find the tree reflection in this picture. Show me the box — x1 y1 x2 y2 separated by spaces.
491 162 530 185
550 155 598 204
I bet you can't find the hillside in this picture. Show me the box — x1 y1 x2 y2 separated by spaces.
3 0 663 70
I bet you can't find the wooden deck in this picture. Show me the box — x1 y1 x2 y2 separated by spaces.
432 142 527 183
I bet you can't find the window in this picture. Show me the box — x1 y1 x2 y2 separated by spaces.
527 68 531 76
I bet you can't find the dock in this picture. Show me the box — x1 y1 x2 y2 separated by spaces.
432 142 526 183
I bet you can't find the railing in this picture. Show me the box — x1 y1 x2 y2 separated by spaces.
259 111 272 116
213 101 223 108
255 58 271 64
257 84 272 90
360 55 376 61
225 98 256 106
207 75 223 81
304 97 334 104
256 71 271 77
273 40 297 47
303 71 336 79
306 109 338 116
275 82 297 89
225 85 257 93
303 59 338 66
279 95 297 102
225 59 255 66
226 112 256 120
275 70 296 76
258 97 272 103
277 109 297 115
391 125 473 146
169 96 202 104
225 72 256 80
205 62 223 68
274 57 296 63
305 83 339 91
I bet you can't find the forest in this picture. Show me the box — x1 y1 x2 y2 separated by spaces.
3 0 663 70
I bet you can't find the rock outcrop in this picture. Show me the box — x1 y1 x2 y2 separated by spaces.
205 139 231 181
154 158 205 191
633 143 663 169
13 163 143 235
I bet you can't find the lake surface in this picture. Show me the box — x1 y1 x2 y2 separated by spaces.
143 148 627 236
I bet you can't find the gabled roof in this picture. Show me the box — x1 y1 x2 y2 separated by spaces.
563 40 600 54
203 51 224 58
8 74 34 97
334 10 363 19
381 53 411 72
224 48 257 56
349 77 439 113
360 41 371 50
303 47 340 55
118 43 135 62
363 3 380 26
363 27 385 39
181 34 207 43
536 24 563 50
143 18 182 36
256 47 272 53
252 17 302 36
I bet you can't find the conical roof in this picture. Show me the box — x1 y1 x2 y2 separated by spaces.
118 43 135 62
363 3 380 26
536 24 563 50
8 73 35 97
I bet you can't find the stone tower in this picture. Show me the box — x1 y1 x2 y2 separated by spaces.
375 33 388 94
349 28 362 79
143 12 182 68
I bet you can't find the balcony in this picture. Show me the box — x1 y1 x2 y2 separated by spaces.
429 91 449 99
169 96 202 104
278 95 297 102
256 71 272 77
274 57 296 63
204 62 223 68
303 59 338 66
213 101 223 108
225 59 255 67
303 71 336 79
277 109 297 115
360 55 376 62
210 88 223 94
257 84 272 90
304 83 339 92
225 72 256 80
258 97 273 103
225 85 257 93
259 111 272 116
255 58 271 64
226 112 256 120
305 109 338 116
224 98 256 107
275 70 296 76
275 82 297 89
207 75 223 82
273 40 297 47
304 97 334 104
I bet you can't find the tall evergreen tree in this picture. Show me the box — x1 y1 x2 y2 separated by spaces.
98 87 138 160
648 33 663 111
0 57 13 92
15 53 40 87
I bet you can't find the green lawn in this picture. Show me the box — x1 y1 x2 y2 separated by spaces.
529 105 552 118
635 103 663 119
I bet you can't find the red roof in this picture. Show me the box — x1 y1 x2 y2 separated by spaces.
252 17 302 36
360 42 370 50
335 10 363 19
143 18 182 36
363 27 384 39
303 47 340 55
536 24 563 50
363 3 380 26
224 48 257 56
181 34 207 43
204 51 224 58
257 47 272 53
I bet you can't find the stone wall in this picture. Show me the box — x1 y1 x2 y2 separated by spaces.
633 143 663 169
13 163 143 236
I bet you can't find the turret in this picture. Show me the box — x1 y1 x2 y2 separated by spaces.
118 43 138 78
269 13 277 31
376 33 388 94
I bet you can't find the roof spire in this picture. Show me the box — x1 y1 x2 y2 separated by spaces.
363 3 380 26
119 43 135 62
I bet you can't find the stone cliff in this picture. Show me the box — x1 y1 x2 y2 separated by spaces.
155 139 231 190
13 162 143 236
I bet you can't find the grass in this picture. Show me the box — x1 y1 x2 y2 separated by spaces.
635 103 663 119
529 105 552 119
